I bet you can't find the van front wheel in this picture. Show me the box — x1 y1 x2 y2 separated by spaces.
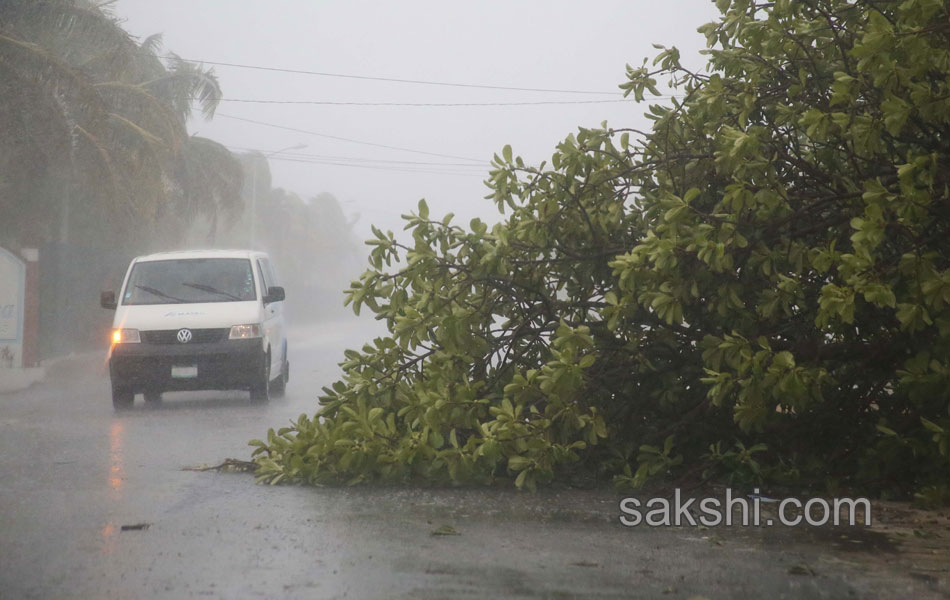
249 351 270 403
270 350 288 397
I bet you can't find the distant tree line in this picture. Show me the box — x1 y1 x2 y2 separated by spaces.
210 153 364 323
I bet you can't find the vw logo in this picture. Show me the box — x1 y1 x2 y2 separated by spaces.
176 328 193 344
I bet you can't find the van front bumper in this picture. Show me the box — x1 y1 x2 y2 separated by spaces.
109 338 266 393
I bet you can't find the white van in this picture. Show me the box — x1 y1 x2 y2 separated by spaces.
100 249 288 409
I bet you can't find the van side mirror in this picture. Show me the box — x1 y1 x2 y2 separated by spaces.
101 291 117 310
264 286 285 304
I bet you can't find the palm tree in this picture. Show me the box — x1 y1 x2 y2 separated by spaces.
170 135 244 242
0 0 242 247
0 0 110 243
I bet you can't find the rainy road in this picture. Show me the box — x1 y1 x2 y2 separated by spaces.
0 319 946 599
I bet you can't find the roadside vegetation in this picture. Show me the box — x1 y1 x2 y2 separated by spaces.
253 0 950 503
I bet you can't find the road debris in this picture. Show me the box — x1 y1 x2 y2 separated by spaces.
430 525 460 536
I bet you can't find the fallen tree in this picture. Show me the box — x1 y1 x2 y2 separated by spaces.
252 0 950 502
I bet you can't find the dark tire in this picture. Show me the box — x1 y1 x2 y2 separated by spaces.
112 384 134 410
270 353 288 397
249 351 270 403
144 391 162 405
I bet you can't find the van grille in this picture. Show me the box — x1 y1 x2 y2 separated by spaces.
140 328 230 344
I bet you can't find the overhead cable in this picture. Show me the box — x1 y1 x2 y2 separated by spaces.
267 155 487 176
217 113 487 163
227 145 486 168
172 56 621 96
217 98 645 107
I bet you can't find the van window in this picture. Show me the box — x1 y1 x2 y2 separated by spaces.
122 259 256 305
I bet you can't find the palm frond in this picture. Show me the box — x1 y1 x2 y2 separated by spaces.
94 80 184 149
5 0 139 80
0 32 106 117
73 122 129 218
138 32 163 55
106 112 164 145
147 54 222 120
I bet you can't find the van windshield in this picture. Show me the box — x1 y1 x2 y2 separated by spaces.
122 258 256 305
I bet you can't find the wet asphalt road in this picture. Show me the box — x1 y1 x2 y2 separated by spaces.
0 318 946 599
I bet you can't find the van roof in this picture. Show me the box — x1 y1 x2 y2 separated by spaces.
133 249 267 263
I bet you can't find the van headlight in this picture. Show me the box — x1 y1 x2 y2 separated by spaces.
229 324 262 339
112 328 141 344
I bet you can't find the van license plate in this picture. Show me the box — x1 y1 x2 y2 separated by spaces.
172 365 198 379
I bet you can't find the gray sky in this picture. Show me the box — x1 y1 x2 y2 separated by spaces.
114 1 723 239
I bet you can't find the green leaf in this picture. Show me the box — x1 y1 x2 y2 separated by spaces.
921 418 944 434
876 424 898 436
508 456 531 472
514 469 528 489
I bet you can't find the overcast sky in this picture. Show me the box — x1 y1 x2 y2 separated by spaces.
114 1 723 239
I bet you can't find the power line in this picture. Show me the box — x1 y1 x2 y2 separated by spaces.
227 145 486 168
173 56 621 96
226 145 487 176
216 113 486 163
267 155 486 176
218 97 644 107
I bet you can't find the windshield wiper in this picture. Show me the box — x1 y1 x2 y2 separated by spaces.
134 285 186 303
181 282 243 301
